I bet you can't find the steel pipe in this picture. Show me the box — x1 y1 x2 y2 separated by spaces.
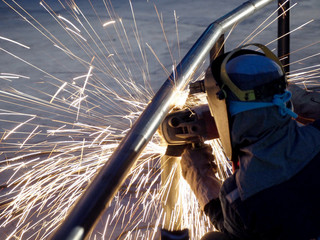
210 35 225 61
50 0 276 239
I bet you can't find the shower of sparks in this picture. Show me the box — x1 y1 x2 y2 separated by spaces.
266 19 314 47
0 0 319 240
240 0 297 46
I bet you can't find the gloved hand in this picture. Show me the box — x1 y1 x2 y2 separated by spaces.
289 83 320 120
180 145 221 210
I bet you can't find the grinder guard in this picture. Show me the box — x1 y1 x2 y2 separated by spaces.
204 66 233 159
159 105 218 146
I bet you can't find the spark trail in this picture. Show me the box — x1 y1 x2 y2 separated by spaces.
0 0 319 240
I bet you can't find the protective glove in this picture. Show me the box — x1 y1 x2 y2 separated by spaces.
180 145 221 210
289 84 320 120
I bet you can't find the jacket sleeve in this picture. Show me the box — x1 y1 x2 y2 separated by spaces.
204 198 225 232
288 83 320 120
204 176 251 240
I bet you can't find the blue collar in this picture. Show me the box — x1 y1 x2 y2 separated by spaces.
228 90 298 118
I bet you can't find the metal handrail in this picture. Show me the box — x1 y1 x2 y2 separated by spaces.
50 1 276 239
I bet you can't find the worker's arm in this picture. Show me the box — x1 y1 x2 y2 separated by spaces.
289 83 320 122
180 145 221 210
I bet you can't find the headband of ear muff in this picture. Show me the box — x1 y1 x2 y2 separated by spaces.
219 43 286 101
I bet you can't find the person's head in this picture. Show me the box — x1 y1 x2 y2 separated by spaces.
204 44 295 160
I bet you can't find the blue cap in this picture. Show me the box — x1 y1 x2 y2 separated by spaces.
226 54 284 91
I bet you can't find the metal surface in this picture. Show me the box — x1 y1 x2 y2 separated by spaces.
50 0 276 239
278 0 290 73
210 35 225 62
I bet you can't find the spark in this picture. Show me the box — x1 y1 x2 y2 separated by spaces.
174 10 181 61
73 74 93 81
0 76 17 80
240 0 297 45
0 47 65 84
154 5 175 65
19 125 40 149
0 36 30 49
3 115 36 140
50 82 68 103
0 76 15 81
286 52 320 67
102 20 116 27
289 64 320 78
82 66 94 95
1 73 30 79
265 19 314 47
65 27 87 42
146 43 171 77
58 15 81 33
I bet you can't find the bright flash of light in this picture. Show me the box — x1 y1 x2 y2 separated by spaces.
172 89 189 110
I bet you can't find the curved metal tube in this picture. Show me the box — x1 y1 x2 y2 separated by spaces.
50 0 276 239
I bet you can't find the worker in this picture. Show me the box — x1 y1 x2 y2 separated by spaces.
180 44 320 240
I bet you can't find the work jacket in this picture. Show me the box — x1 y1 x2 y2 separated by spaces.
205 119 320 240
